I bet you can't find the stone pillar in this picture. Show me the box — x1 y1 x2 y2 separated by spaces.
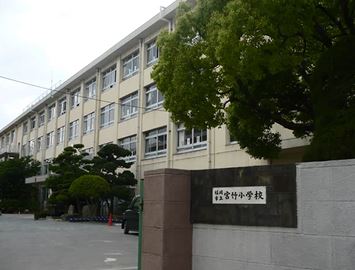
142 169 192 270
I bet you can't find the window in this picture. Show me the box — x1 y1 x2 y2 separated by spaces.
122 51 139 79
120 92 138 120
70 88 80 108
23 122 28 134
83 112 95 134
68 120 79 140
30 116 36 130
58 97 67 116
145 84 164 110
29 140 35 155
48 104 55 121
177 124 207 152
37 136 42 152
144 127 167 158
100 103 115 128
43 159 51 175
102 65 116 90
46 132 54 148
10 130 15 143
39 111 45 126
84 78 96 101
146 40 158 66
22 143 28 156
57 126 65 145
118 135 137 161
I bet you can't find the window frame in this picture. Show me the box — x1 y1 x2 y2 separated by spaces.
38 111 45 127
70 88 80 108
83 112 95 134
100 103 115 128
23 122 28 134
36 136 42 152
102 65 116 90
122 51 139 79
146 40 159 66
56 126 65 145
46 132 54 148
118 135 137 162
120 92 138 120
68 120 79 140
144 127 167 158
177 124 207 152
48 104 55 121
145 84 164 111
58 97 67 116
30 116 36 130
84 78 96 101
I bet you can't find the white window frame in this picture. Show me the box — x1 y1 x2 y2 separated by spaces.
36 136 42 152
100 103 115 128
57 126 65 145
84 78 96 101
177 124 207 152
83 112 95 134
120 92 138 120
38 111 45 127
68 120 79 140
118 135 137 162
144 127 167 158
102 65 116 90
145 84 164 111
146 40 159 66
122 51 139 79
58 97 67 116
48 104 55 121
23 122 28 134
46 132 54 148
30 116 36 130
70 88 80 108
28 140 35 155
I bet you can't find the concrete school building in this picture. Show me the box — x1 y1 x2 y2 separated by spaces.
0 0 307 186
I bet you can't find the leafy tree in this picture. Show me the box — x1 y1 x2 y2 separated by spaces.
0 157 40 212
90 144 137 214
45 144 90 210
152 0 355 161
69 175 110 216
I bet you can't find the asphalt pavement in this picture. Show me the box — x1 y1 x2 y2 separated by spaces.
0 214 138 270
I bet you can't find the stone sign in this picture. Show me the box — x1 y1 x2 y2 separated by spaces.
213 186 266 204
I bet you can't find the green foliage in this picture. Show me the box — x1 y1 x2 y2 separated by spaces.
69 175 110 201
90 144 137 212
152 0 355 161
0 157 40 212
45 144 90 207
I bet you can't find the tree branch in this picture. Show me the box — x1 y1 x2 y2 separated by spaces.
316 4 348 35
339 0 355 34
313 19 333 48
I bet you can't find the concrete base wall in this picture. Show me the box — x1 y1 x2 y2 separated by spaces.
142 169 192 270
192 159 355 270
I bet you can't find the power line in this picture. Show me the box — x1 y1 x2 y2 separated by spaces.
0 74 168 113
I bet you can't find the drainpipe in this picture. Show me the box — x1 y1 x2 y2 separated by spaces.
159 6 172 31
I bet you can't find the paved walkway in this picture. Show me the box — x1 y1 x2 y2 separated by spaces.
0 214 138 270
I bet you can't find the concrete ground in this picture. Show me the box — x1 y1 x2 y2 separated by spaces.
0 214 138 270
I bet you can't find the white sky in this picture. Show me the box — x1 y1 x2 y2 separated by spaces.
0 0 175 130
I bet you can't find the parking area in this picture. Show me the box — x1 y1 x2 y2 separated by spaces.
0 214 138 270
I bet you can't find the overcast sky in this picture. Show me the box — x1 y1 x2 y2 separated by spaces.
0 0 175 130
